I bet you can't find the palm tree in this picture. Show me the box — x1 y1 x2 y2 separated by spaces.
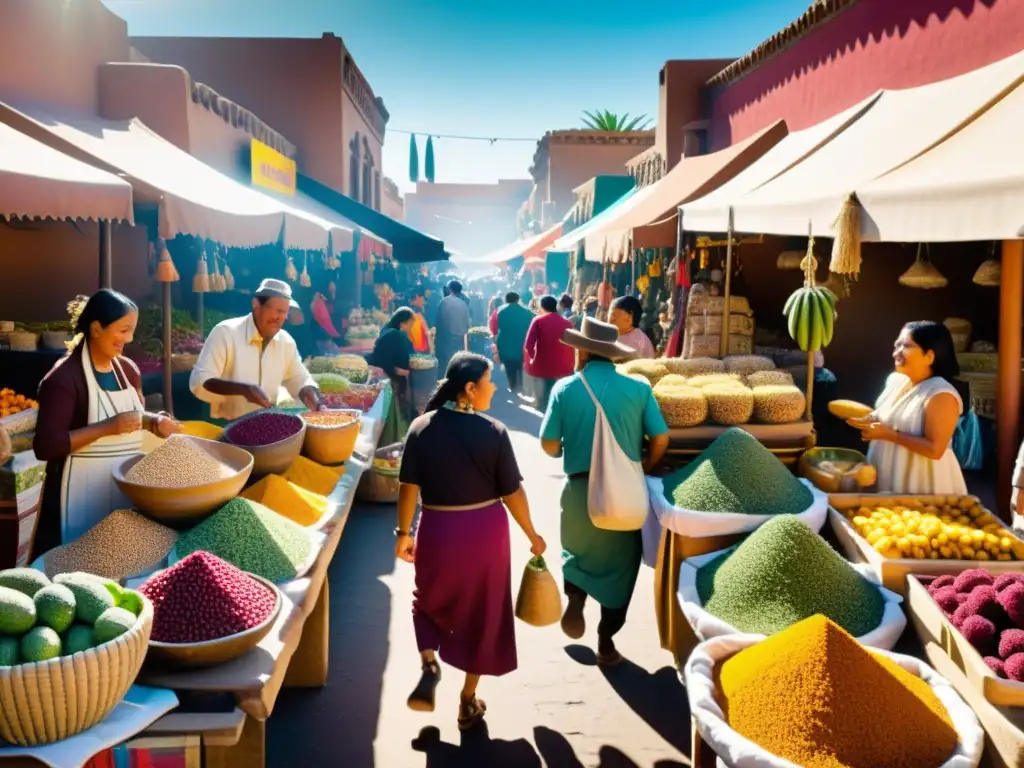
581 110 653 132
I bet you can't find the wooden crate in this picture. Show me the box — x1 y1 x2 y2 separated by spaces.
908 575 1024 708
829 494 1024 595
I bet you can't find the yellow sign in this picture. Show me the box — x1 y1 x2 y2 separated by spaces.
250 139 296 196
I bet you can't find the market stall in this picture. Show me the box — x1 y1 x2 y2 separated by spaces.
0 368 390 767
640 422 1024 768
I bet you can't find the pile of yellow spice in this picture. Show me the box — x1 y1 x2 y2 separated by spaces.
717 615 959 768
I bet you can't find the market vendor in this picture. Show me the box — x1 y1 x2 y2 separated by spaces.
33 290 182 556
407 290 431 353
190 278 325 421
609 296 655 359
848 321 966 495
369 307 417 443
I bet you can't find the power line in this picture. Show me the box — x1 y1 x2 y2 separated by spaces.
388 128 538 144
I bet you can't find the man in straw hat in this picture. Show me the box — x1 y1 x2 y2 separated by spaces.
191 278 325 422
539 317 669 665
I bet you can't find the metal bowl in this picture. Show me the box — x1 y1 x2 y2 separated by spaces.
113 436 254 528
223 411 307 478
301 409 361 465
145 573 282 668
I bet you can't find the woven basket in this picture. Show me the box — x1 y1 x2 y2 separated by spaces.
40 331 71 351
0 598 153 746
170 353 198 373
899 254 947 290
355 467 400 503
514 557 562 627
8 332 38 351
0 321 14 333
0 407 38 437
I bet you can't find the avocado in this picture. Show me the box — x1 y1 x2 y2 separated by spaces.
34 584 76 634
0 585 37 635
92 607 137 645
0 568 50 598
0 636 19 666
58 576 115 625
119 590 144 617
63 624 95 656
20 626 61 663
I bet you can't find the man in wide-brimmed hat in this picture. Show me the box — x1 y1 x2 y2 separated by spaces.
538 317 670 665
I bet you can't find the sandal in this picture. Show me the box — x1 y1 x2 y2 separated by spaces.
457 695 487 731
407 660 441 712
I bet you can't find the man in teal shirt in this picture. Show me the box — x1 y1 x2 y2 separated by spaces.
540 317 669 665
495 292 534 395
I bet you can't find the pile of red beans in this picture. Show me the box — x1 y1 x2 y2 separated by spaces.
225 412 303 447
140 551 278 643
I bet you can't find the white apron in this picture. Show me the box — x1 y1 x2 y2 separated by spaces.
867 373 967 496
59 343 144 544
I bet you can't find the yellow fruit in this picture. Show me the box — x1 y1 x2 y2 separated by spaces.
959 534 973 547
976 550 990 561
940 546 953 558
852 515 869 528
912 547 925 560
962 546 975 559
929 551 940 559
998 553 1013 561
1001 537 1013 552
873 536 892 553
866 529 886 545
937 533 949 546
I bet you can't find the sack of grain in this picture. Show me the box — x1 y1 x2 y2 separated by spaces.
705 385 754 426
686 313 755 337
654 386 708 428
515 556 562 627
687 294 752 317
684 334 722 359
726 335 754 356
664 357 725 377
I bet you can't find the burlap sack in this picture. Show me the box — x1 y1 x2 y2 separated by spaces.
515 556 562 627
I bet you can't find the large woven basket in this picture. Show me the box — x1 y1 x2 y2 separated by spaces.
0 598 153 746
8 332 38 351
170 353 198 373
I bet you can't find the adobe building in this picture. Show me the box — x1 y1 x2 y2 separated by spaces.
524 129 655 229
131 33 389 211
382 177 404 221
405 179 532 259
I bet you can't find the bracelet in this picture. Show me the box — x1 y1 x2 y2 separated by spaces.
394 527 410 538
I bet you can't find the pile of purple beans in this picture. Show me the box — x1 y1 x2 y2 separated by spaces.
226 412 303 447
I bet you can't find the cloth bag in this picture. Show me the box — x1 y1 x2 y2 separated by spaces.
677 549 907 650
515 556 562 627
684 634 984 768
579 373 649 531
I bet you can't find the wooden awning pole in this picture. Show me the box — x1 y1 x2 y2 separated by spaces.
719 209 734 358
99 221 113 289
997 239 1023 521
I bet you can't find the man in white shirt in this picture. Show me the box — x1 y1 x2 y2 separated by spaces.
190 279 324 421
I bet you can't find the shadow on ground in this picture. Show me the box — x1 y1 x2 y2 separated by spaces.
266 501 396 766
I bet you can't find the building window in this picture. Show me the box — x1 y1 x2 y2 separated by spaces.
349 133 361 201
374 172 381 211
362 137 373 207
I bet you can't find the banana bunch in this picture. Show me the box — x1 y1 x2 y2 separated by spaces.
783 284 837 351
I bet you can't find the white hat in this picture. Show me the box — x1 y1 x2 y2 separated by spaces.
254 278 299 308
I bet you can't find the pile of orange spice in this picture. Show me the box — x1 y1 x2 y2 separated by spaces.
717 615 958 768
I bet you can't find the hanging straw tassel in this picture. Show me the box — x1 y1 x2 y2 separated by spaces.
192 251 210 293
285 255 298 282
300 254 312 288
155 242 180 283
830 193 862 278
224 261 235 290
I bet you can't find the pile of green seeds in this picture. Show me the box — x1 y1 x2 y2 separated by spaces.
662 427 813 515
174 498 311 583
44 509 177 581
696 516 886 636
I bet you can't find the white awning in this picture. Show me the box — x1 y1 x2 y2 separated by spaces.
728 51 1024 237
856 80 1024 242
0 101 341 250
0 122 133 223
585 120 788 262
678 94 879 234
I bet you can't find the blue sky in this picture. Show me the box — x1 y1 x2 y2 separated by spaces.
103 0 810 195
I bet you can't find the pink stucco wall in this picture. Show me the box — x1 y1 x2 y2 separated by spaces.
707 0 1024 150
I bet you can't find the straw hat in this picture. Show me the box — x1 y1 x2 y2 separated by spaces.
561 317 635 360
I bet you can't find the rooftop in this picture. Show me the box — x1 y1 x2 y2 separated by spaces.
706 0 859 87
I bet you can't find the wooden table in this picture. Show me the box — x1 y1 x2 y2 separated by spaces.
0 393 388 768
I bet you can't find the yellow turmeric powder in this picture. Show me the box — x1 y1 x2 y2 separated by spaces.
283 456 343 496
241 474 328 526
718 615 958 768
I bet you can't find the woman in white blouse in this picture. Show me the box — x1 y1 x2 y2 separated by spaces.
190 278 324 422
849 321 966 495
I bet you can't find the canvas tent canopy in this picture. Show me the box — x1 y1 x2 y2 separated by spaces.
584 120 789 262
0 121 134 224
856 78 1024 242
0 101 352 251
457 221 564 265
725 51 1024 238
678 95 880 235
550 185 640 252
